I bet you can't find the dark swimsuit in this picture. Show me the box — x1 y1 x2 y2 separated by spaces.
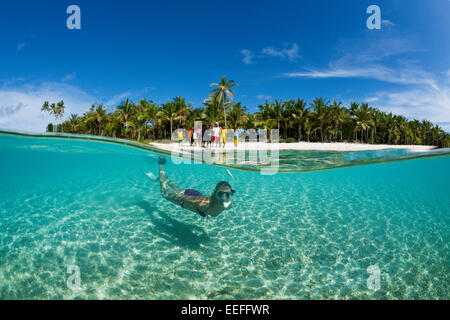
181 189 206 217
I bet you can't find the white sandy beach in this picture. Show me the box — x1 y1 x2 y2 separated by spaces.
149 141 437 153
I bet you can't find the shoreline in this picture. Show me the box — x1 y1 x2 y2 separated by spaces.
0 129 438 153
149 141 437 153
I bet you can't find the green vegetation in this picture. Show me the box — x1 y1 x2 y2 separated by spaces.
41 100 66 132
44 77 450 148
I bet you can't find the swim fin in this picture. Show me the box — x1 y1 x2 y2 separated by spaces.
145 172 157 181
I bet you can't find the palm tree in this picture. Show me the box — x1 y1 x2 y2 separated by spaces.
172 96 192 127
370 108 383 144
68 114 79 133
93 104 107 136
103 113 122 138
227 102 247 130
41 100 66 131
39 80 450 147
256 101 273 122
158 100 178 138
349 102 360 142
272 99 285 134
116 98 134 137
311 97 329 142
139 99 158 140
287 98 308 141
421 120 433 145
203 97 221 125
209 76 238 128
329 101 345 142
243 113 257 129
358 103 373 143
303 117 313 142
186 107 206 129
263 119 277 142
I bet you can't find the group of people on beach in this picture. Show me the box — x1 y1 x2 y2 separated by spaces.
177 122 258 149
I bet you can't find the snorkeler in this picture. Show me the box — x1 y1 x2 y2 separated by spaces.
157 156 235 217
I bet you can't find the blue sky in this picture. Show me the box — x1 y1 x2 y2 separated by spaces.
1 0 449 132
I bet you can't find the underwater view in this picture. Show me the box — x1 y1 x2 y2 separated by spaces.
0 132 449 300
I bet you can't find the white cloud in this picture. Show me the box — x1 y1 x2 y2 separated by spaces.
241 49 254 65
0 82 95 133
61 73 77 82
334 37 419 64
104 91 132 108
240 43 301 64
0 81 158 133
261 47 285 59
381 19 395 27
285 66 449 123
367 84 450 123
437 122 450 133
283 66 438 89
262 43 300 61
282 37 450 123
283 37 431 86
256 94 272 100
103 87 156 108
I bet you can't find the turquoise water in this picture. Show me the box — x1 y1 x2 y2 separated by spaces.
0 133 449 299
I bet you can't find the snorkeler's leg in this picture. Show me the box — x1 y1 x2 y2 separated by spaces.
158 156 182 199
158 156 167 182
158 156 170 198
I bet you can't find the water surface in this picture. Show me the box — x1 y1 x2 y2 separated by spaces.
0 133 449 299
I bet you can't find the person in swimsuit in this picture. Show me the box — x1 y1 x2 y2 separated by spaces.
213 122 220 147
220 126 227 148
158 156 235 217
177 129 183 148
188 128 193 146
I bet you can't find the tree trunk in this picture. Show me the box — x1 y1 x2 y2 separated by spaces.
223 102 227 128
298 123 302 142
335 121 338 142
320 122 323 142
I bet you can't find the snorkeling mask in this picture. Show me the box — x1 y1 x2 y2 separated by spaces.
216 189 235 201
215 189 235 208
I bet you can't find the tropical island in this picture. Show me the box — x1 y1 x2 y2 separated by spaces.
41 76 450 150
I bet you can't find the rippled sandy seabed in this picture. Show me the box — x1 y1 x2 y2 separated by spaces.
0 134 449 299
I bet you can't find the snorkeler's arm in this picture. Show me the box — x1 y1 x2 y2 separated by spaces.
167 180 181 191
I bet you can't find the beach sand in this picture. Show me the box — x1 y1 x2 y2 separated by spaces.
149 141 437 153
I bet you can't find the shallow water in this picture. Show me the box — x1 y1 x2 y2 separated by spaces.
0 133 449 299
